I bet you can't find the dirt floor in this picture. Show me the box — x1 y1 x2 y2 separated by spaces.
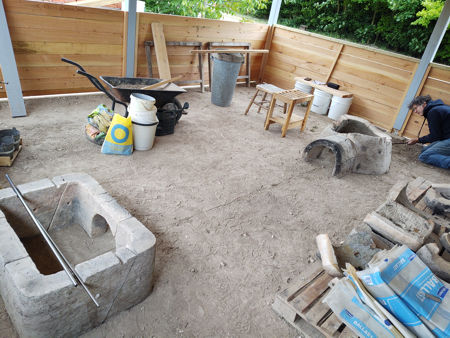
0 87 448 337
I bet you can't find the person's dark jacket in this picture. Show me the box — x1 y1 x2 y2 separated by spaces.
418 99 450 144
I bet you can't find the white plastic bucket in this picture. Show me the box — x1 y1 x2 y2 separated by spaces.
129 93 156 111
328 96 353 120
294 81 313 94
132 119 158 151
129 93 158 150
295 82 313 106
311 89 332 115
129 93 157 124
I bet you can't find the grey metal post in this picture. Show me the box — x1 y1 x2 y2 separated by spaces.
268 0 282 25
123 0 137 77
0 0 26 117
393 0 450 131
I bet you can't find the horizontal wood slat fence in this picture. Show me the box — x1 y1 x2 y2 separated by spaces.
263 26 450 138
2 0 449 137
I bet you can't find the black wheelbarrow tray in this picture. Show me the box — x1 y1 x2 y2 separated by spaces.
100 76 186 108
61 58 186 115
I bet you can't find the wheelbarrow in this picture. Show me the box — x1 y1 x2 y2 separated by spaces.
61 58 188 118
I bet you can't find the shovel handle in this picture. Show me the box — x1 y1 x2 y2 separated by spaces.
141 75 183 90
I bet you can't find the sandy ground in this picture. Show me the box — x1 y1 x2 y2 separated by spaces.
0 87 448 337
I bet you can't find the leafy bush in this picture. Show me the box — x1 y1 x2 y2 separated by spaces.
254 0 449 65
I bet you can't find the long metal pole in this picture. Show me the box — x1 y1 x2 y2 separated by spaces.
5 174 99 307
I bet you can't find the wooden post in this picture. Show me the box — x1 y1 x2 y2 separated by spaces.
398 64 431 136
133 12 139 77
257 25 275 83
324 44 343 83
122 11 128 77
151 22 171 79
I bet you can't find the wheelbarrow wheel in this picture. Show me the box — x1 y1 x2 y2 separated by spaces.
172 98 183 121
160 99 183 122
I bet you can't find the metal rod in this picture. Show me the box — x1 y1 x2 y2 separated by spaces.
5 174 99 307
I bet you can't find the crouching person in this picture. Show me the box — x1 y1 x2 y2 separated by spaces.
407 95 450 169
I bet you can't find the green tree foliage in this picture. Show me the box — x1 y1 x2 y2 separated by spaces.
413 0 445 27
145 0 268 20
254 0 449 65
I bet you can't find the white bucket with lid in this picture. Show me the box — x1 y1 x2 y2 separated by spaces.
129 93 157 124
294 81 313 94
328 96 353 120
129 93 158 150
295 82 313 106
311 89 332 115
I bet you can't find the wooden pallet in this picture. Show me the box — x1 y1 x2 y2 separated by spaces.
272 264 357 338
0 139 22 167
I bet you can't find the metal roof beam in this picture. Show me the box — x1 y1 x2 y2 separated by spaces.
268 0 282 25
393 0 450 131
0 0 26 117
123 0 137 77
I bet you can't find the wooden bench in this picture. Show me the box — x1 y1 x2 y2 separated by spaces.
294 77 353 98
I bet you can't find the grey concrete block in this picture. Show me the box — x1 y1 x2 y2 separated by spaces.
0 188 14 201
107 244 155 317
116 217 156 254
53 173 106 196
97 194 132 236
334 223 383 270
17 178 54 195
0 219 28 268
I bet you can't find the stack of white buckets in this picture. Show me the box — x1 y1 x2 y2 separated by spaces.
294 81 352 120
129 93 159 151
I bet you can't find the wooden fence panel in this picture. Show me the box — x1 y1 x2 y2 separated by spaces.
266 26 341 87
136 12 268 83
1 0 124 97
263 26 422 131
401 64 450 139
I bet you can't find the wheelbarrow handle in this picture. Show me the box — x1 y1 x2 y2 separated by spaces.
61 57 129 117
76 70 129 117
76 70 108 93
61 57 86 72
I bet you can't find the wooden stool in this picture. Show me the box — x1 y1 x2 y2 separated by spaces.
264 89 314 137
244 83 286 115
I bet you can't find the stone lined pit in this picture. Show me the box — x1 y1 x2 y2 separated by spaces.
0 173 156 338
